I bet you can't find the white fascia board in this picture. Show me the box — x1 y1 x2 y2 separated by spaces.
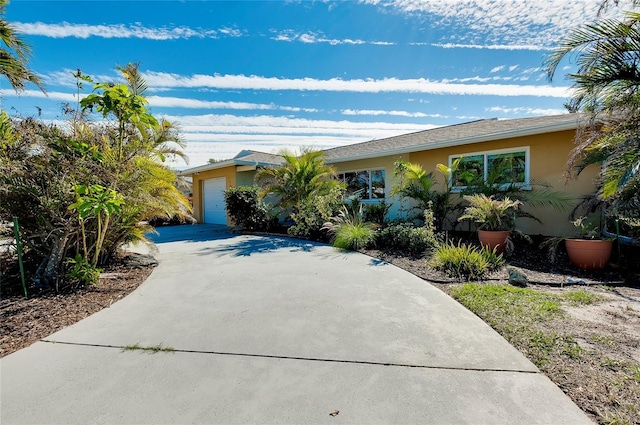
235 159 283 168
178 159 237 175
325 120 580 165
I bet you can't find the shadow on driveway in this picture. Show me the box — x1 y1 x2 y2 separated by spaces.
147 224 236 244
197 235 320 257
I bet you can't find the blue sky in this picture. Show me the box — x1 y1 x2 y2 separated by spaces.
2 0 638 168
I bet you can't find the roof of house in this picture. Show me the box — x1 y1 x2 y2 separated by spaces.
180 114 585 175
180 150 285 175
322 113 585 163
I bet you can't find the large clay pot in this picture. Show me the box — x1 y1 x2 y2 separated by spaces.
565 239 613 270
478 230 510 254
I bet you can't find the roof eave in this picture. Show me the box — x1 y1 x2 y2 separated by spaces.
178 159 236 175
325 119 580 164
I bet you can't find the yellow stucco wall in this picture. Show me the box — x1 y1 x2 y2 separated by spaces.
407 130 599 236
190 166 237 224
236 170 257 187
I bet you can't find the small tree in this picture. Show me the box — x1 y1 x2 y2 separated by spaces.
255 147 345 238
0 66 189 289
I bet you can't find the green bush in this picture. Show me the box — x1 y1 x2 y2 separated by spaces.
288 186 345 240
375 208 439 256
376 223 431 256
65 254 101 286
429 241 505 280
224 186 277 231
362 201 391 225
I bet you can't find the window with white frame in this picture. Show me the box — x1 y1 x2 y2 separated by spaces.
337 169 385 200
450 147 529 189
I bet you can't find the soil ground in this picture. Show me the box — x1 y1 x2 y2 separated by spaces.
1 233 639 424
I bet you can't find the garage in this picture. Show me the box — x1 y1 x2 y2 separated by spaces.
202 177 227 224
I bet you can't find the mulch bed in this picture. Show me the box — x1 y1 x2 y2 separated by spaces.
1 254 156 357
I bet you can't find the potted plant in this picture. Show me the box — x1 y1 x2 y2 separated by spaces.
459 194 523 254
564 216 614 270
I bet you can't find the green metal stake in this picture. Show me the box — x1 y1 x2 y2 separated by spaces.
12 217 28 299
615 219 622 265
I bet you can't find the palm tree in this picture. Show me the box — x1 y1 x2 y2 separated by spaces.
0 0 43 92
255 147 342 214
545 10 640 232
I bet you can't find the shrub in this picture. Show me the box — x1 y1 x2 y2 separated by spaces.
429 241 505 280
288 186 345 240
375 208 439 256
323 204 377 250
362 201 391 226
224 186 277 231
65 254 101 286
375 223 431 256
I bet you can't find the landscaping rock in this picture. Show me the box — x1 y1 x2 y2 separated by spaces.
507 266 528 287
121 253 158 268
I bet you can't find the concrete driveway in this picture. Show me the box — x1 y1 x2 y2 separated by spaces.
0 225 591 424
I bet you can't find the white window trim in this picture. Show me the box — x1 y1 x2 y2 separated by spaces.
448 146 531 192
337 168 386 202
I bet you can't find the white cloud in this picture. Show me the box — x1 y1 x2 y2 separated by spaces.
432 43 548 51
147 95 318 113
271 29 390 45
490 66 505 73
162 113 433 136
341 109 445 118
383 0 639 50
14 22 243 40
142 72 572 98
161 113 438 166
486 106 568 115
0 89 76 102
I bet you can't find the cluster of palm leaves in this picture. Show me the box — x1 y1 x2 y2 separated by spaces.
546 8 640 237
0 0 43 92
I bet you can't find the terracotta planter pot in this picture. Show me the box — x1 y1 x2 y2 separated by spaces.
565 239 613 270
478 230 510 254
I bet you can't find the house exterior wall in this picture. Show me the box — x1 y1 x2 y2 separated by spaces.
186 128 599 236
236 170 257 187
191 166 237 224
408 129 599 236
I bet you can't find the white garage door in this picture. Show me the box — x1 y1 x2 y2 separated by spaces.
202 177 227 224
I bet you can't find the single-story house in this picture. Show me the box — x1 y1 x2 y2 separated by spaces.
180 113 598 236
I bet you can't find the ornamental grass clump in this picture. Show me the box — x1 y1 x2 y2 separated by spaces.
429 241 505 280
322 204 377 251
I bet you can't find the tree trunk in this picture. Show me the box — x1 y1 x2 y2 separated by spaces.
33 229 70 291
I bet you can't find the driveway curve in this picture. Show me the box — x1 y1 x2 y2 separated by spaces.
1 225 591 424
